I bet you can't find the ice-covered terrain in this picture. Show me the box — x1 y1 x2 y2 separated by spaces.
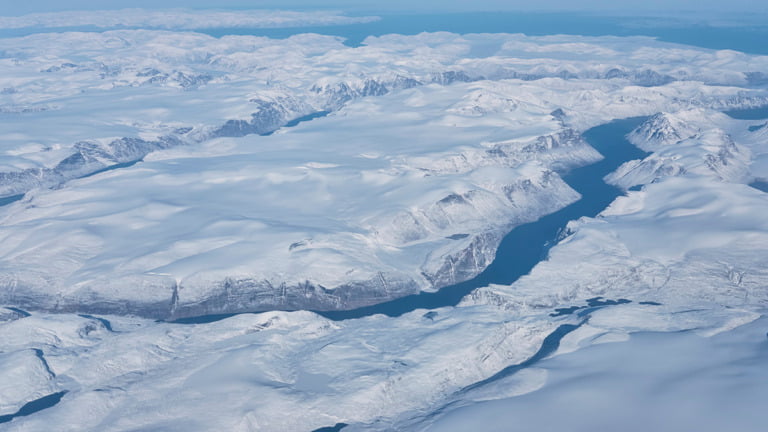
1 10 768 430
1 29 768 317
416 316 768 432
607 108 762 188
1 170 766 429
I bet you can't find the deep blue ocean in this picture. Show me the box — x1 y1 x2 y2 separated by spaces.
2 12 768 56
202 12 768 55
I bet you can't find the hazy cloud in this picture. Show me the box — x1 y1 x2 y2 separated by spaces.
3 0 767 15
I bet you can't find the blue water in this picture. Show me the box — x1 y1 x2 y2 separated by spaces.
4 307 30 317
0 111 330 209
3 13 768 56
282 111 331 128
77 314 114 332
171 116 648 325
750 180 768 193
172 313 239 325
459 322 584 394
406 321 584 430
725 106 768 193
78 159 143 180
550 297 633 317
0 392 67 424
317 116 649 321
0 194 24 207
0 24 118 39
312 423 349 432
423 316 768 432
725 106 768 120
199 13 768 56
261 110 331 136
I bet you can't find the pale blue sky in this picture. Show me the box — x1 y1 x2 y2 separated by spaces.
2 0 767 15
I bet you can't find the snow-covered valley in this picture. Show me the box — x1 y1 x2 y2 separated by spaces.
1 9 768 431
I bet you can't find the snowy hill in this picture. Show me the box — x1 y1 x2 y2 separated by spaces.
2 30 768 317
609 108 765 189
0 13 767 430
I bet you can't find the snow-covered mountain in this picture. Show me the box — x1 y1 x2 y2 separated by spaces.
627 111 702 149
2 30 767 200
2 30 768 318
1 172 766 430
0 81 588 319
608 108 764 189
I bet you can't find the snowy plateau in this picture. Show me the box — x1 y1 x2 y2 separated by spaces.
0 12 767 432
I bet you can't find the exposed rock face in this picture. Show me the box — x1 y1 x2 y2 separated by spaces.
0 96 311 198
0 72 487 199
0 160 580 321
211 96 313 138
0 136 183 198
421 230 505 289
169 273 424 319
628 112 701 150
310 75 427 110
0 272 423 320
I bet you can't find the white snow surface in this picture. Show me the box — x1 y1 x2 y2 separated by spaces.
0 26 768 431
0 82 587 317
2 30 768 317
2 185 767 430
2 112 768 430
0 349 58 416
417 315 768 432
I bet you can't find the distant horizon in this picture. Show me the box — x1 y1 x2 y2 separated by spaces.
2 7 768 31
2 1 768 16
